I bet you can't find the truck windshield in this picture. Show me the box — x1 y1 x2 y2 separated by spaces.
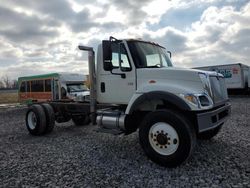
127 41 173 68
67 84 88 93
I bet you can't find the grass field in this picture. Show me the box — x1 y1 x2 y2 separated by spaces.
0 92 18 104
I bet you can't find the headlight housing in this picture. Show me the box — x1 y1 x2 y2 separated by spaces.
180 93 213 110
198 72 212 97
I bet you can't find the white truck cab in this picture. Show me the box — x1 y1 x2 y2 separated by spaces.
58 73 90 101
94 37 230 128
25 37 231 167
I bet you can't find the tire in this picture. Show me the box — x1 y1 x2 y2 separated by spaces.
25 104 46 135
139 110 196 167
197 123 223 140
41 103 55 134
72 115 90 126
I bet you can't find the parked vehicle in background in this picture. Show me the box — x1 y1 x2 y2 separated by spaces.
18 73 89 103
194 64 249 92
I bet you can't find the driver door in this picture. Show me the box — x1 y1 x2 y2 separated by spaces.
98 42 136 104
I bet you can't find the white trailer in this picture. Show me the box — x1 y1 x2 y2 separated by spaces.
194 63 249 90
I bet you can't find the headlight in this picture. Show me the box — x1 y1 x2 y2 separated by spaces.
198 72 212 97
180 93 213 110
182 94 199 106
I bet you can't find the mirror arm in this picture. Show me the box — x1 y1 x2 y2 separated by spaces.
110 70 126 79
167 51 172 58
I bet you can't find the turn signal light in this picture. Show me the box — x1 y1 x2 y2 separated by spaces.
149 80 156 84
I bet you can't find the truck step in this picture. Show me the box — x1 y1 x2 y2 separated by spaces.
95 128 124 135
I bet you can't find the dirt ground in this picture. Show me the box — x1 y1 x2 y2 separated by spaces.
0 97 249 187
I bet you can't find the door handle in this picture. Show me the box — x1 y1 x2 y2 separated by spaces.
101 82 105 93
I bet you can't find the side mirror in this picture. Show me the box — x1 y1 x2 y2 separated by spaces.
102 40 113 71
103 40 112 60
103 61 113 71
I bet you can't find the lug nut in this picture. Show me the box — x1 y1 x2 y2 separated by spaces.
173 139 178 144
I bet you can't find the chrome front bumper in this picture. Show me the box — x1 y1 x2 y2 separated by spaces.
196 103 231 133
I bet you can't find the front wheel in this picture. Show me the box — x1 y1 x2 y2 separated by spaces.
139 110 196 167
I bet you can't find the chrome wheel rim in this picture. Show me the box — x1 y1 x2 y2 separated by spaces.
27 111 37 130
149 122 179 155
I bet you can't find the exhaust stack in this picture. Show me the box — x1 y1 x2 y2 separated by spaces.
78 45 97 124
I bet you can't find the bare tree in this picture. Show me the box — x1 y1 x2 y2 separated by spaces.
12 79 18 89
2 75 11 88
0 80 4 88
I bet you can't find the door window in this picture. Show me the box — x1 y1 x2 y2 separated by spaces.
110 43 131 71
120 44 131 71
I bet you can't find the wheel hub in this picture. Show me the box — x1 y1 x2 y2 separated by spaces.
149 122 179 156
27 111 37 130
156 133 169 145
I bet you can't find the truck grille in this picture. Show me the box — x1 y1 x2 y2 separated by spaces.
209 76 228 104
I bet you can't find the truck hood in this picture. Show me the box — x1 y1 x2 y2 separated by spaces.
137 67 220 81
69 90 90 97
68 90 90 102
137 67 199 82
136 67 216 95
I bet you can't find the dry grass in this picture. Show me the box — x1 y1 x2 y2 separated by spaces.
0 92 18 104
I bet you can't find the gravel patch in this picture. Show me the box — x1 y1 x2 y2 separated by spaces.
0 97 249 187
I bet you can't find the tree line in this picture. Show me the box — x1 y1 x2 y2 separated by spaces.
0 75 18 89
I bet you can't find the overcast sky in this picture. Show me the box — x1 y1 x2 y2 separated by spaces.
0 0 249 79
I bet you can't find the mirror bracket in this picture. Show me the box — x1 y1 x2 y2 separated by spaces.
110 71 126 79
167 51 172 58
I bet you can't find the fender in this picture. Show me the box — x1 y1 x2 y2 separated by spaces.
126 91 191 114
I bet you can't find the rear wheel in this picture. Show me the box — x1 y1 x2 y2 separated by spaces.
41 103 55 134
139 110 196 167
72 115 90 126
198 124 223 140
26 104 46 135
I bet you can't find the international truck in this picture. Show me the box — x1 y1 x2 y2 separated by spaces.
25 37 231 167
18 72 90 103
194 63 249 92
